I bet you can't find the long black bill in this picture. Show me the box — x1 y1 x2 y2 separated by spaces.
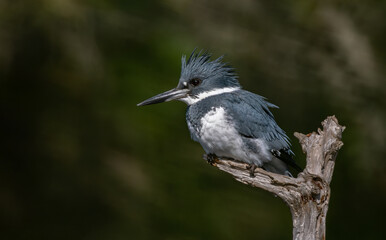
137 88 189 106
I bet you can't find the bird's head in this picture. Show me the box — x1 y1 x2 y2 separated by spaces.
137 50 240 106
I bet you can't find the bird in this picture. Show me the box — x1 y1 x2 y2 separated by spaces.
137 50 301 176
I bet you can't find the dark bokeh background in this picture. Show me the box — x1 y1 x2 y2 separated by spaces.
1 0 386 239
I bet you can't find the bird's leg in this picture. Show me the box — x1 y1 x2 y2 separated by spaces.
246 164 257 177
203 153 219 166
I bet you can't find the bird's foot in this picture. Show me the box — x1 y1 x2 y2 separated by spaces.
246 164 257 177
203 153 219 166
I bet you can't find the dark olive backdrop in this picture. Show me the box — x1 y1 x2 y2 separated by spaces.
1 0 386 239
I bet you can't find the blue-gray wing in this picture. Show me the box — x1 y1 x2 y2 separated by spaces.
224 90 291 152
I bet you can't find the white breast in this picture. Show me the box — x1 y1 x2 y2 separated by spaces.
198 107 252 164
197 106 273 167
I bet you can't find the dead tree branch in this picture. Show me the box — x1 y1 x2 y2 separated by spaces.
208 116 345 240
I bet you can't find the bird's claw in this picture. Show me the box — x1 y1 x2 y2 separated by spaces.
203 153 219 166
246 164 257 177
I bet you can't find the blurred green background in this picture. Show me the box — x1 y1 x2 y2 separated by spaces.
1 0 386 239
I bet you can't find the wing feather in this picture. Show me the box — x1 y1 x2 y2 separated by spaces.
224 90 291 151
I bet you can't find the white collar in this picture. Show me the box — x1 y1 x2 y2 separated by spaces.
179 87 240 105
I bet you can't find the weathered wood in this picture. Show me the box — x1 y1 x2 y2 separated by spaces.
209 116 345 240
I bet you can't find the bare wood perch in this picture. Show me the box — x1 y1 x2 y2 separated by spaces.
208 116 345 240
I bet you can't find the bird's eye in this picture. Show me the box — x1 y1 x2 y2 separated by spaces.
189 78 202 87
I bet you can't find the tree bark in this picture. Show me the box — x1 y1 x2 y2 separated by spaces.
209 116 345 240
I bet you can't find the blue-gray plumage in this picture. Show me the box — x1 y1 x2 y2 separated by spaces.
137 50 301 176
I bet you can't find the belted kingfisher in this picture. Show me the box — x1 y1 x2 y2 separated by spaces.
137 50 301 176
